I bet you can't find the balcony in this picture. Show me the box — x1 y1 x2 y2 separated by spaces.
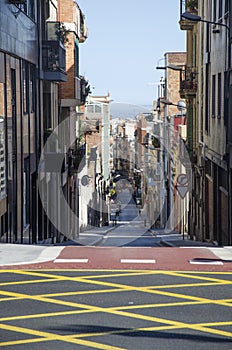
8 0 26 3
179 66 197 98
179 0 198 30
42 22 67 82
75 76 89 105
69 144 86 175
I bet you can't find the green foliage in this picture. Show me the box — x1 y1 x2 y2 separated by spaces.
186 0 198 8
56 22 70 45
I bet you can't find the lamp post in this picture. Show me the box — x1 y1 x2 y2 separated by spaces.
181 11 229 71
156 64 184 71
181 12 229 31
161 99 186 124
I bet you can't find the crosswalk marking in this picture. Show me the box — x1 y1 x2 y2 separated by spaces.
121 259 156 264
54 259 88 263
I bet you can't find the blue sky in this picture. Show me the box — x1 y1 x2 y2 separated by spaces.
77 1 186 106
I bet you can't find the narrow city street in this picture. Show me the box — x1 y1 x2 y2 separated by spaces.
1 1 232 349
1 187 232 349
100 188 160 247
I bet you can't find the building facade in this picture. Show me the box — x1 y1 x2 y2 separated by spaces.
180 0 232 245
0 0 89 244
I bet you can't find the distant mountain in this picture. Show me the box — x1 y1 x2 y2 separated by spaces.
110 103 152 119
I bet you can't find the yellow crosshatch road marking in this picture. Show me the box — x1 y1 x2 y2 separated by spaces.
0 323 126 349
1 270 232 349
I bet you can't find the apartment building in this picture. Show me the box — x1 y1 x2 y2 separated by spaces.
0 1 38 243
0 0 89 244
180 0 232 245
156 52 187 232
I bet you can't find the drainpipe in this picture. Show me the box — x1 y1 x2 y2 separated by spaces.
198 128 206 242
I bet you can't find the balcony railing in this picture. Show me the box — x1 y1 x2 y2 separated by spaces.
69 144 86 174
179 66 198 98
42 22 67 82
75 76 89 105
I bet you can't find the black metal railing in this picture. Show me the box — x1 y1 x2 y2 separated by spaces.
180 66 198 97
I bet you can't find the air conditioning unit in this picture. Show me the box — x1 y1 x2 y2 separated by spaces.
9 0 26 4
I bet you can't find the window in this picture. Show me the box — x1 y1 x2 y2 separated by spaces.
217 73 222 118
75 40 79 77
218 0 222 19
212 74 216 117
213 0 217 22
22 62 29 114
17 0 35 20
29 64 35 113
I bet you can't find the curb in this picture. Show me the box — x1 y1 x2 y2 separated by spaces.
160 240 176 247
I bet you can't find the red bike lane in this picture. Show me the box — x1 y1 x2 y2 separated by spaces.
1 246 232 271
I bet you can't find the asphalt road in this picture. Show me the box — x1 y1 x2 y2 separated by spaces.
103 189 160 247
1 270 232 349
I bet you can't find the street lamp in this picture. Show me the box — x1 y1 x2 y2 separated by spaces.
156 64 183 71
181 12 229 31
181 11 229 72
161 99 186 110
161 99 186 127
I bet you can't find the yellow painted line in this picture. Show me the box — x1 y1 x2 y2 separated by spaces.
0 338 50 347
0 279 59 287
9 269 157 283
0 324 184 347
0 309 94 322
5 270 232 289
77 270 157 280
72 322 232 339
1 272 232 342
3 270 232 312
165 271 232 284
0 289 105 311
142 288 232 307
39 288 124 298
0 323 125 350
0 289 196 330
146 281 228 290
0 288 124 303
3 271 232 310
1 269 232 275
199 321 232 327
74 278 232 308
30 286 232 341
113 301 207 310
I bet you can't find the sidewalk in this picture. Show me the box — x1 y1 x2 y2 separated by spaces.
0 225 115 266
157 231 232 262
1 226 232 266
62 224 116 246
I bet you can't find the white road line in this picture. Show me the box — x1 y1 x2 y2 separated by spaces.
104 236 155 238
54 259 89 263
121 259 156 264
189 260 224 265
